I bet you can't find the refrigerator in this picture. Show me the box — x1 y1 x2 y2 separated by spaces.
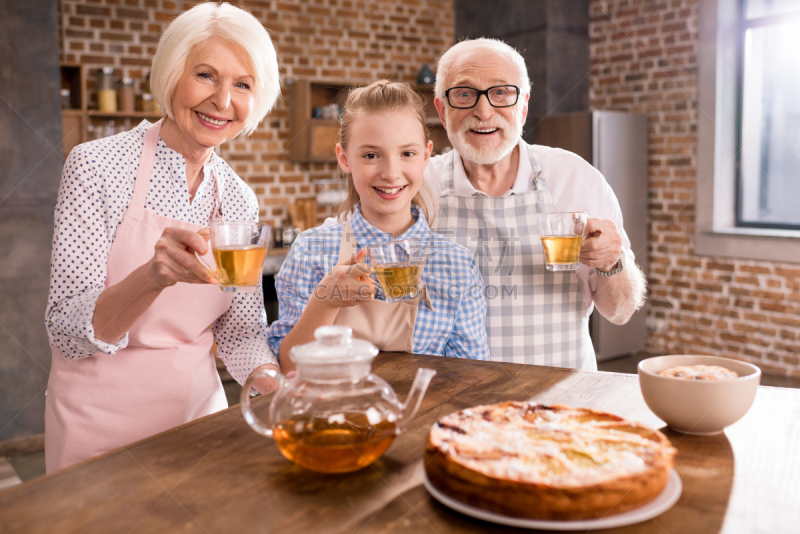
533 111 649 361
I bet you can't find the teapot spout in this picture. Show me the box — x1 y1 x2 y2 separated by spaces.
398 368 436 431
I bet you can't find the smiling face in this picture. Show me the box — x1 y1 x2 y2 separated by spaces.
170 36 255 151
336 109 432 233
435 48 529 165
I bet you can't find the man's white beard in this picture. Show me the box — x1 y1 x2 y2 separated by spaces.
446 107 524 165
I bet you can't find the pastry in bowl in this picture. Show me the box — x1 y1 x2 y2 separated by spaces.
424 402 676 520
658 365 738 380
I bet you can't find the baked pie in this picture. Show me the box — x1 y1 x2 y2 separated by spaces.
425 402 676 520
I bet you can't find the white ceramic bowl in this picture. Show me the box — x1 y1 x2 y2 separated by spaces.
638 355 761 435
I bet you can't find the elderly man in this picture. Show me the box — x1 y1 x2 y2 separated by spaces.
425 38 646 370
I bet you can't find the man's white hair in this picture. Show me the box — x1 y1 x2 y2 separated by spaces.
434 38 531 100
151 2 280 136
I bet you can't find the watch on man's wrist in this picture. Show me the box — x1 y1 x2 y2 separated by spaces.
596 252 624 277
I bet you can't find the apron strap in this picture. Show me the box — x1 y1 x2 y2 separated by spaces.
439 150 457 196
209 155 224 222
130 119 164 210
523 142 549 191
337 220 359 264
419 286 434 311
521 142 557 213
413 253 435 311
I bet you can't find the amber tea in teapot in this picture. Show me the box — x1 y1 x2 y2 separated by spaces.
241 326 435 473
273 413 397 473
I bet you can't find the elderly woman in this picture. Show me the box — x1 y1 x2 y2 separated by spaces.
44 3 281 472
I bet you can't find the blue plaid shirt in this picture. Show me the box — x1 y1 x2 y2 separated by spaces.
268 205 490 361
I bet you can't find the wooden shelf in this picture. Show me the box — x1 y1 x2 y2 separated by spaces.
59 63 163 158
307 118 340 127
60 62 86 111
288 80 349 163
60 111 84 159
60 109 162 158
60 62 87 158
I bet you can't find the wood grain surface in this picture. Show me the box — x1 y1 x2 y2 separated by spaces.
1 353 798 533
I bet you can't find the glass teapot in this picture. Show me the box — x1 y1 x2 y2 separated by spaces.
240 326 436 473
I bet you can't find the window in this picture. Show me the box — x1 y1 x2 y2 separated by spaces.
737 1 800 229
695 0 800 263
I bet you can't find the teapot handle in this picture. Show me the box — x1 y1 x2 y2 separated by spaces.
240 367 285 438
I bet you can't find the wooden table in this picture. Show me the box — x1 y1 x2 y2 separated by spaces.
2 354 799 533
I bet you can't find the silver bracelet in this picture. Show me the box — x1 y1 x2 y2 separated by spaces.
596 252 624 277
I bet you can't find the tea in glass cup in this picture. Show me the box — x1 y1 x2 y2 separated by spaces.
204 222 270 292
367 238 428 302
536 212 588 271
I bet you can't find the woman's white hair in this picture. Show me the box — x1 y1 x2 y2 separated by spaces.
434 38 531 100
151 2 280 136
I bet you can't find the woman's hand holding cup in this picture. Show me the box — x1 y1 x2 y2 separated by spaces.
148 226 219 288
314 249 375 308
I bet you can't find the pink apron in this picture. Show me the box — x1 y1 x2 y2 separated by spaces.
45 120 233 472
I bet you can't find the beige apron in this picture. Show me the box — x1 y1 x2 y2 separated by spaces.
331 220 432 353
433 143 593 369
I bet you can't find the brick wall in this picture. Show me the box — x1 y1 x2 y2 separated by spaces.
590 0 800 377
58 0 798 375
58 0 454 226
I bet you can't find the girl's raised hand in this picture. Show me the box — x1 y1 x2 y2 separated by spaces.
314 248 375 308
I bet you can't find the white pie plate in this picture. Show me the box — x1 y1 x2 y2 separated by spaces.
424 469 682 530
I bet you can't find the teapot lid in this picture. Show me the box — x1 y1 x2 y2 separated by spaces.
289 326 378 366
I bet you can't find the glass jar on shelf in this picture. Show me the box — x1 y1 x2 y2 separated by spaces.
60 89 71 110
119 78 135 112
86 121 102 141
139 93 155 113
97 67 117 112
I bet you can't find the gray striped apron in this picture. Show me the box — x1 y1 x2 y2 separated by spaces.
433 143 595 369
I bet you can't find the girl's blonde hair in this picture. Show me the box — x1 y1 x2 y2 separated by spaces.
337 80 434 224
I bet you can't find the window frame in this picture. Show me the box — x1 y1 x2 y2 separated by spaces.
696 0 800 262
734 6 800 231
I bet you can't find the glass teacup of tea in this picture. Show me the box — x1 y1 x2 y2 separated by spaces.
367 238 428 303
536 212 588 271
199 222 270 292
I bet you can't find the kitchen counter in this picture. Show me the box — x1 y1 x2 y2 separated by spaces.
1 354 798 533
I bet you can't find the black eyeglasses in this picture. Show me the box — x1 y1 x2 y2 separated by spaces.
444 85 520 109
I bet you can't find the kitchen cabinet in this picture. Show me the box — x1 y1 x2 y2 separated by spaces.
287 79 348 163
287 80 452 163
59 63 162 159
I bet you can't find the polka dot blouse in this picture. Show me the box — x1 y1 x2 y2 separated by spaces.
45 120 277 386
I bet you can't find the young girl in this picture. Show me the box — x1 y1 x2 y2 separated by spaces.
269 81 489 367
